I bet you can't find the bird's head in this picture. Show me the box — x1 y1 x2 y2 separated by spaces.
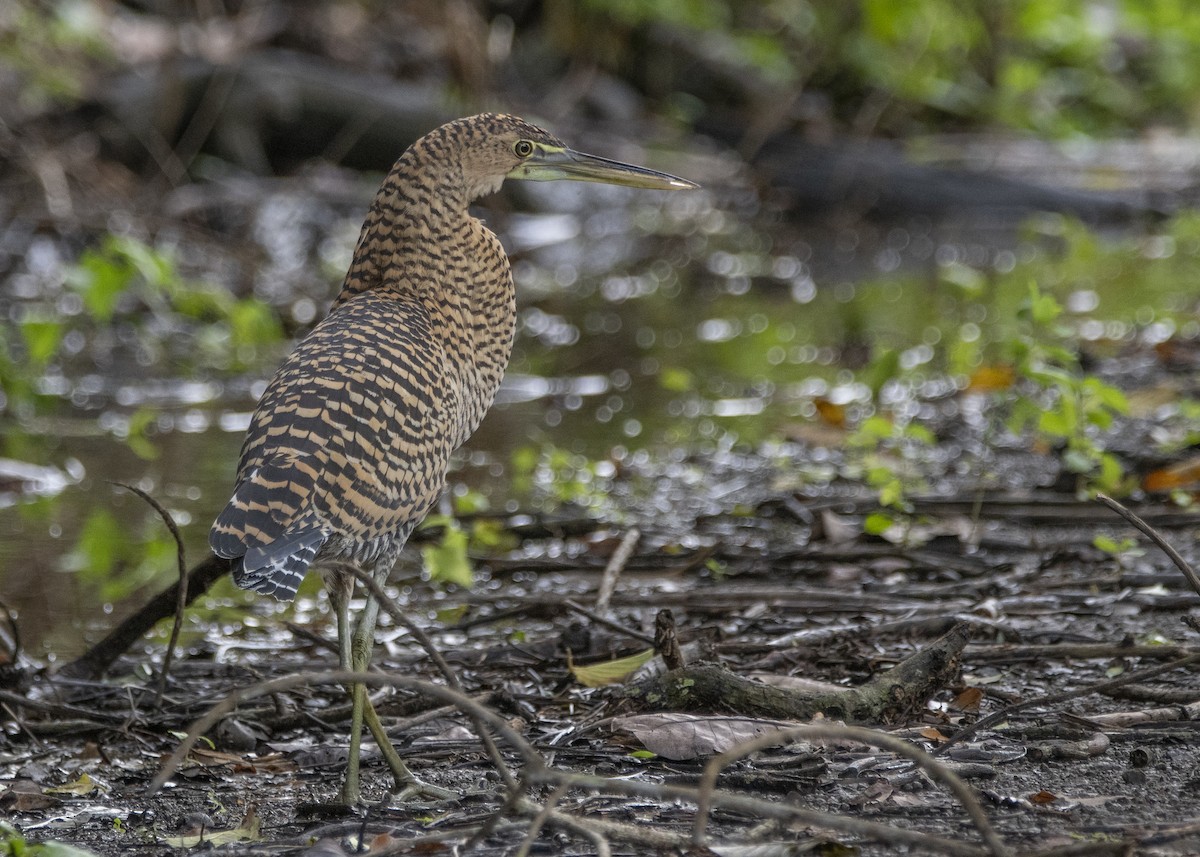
453 113 698 200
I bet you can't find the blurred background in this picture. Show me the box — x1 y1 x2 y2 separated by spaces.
2 0 1199 659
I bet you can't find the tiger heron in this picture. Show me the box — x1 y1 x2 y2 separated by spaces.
209 113 697 804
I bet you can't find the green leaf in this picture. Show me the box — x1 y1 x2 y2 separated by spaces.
864 511 895 535
570 648 654 687
19 318 64 366
658 366 694 392
422 518 474 588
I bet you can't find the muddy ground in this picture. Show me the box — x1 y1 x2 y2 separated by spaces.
4 402 1200 856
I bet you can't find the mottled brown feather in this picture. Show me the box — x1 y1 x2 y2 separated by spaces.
211 113 555 599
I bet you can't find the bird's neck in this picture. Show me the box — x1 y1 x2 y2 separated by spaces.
330 154 516 445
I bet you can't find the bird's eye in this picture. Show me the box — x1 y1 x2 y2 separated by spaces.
514 140 534 158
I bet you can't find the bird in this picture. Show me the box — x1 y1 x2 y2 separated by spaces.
208 112 697 805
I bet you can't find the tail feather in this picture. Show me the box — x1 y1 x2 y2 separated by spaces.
231 536 323 602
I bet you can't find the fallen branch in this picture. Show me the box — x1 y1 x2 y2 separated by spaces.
149 670 999 856
59 555 229 680
626 623 969 723
109 481 189 707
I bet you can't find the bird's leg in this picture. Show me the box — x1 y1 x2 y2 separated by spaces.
327 570 367 806
338 568 455 803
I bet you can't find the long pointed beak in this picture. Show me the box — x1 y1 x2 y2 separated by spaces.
510 147 698 190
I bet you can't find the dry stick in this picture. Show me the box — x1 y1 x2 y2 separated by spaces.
344 565 517 793
933 651 1200 756
147 670 537 795
111 482 188 708
534 769 991 857
692 723 1012 857
0 687 125 725
0 597 21 664
542 807 614 857
1096 492 1200 599
59 555 229 680
562 599 656 646
149 672 992 857
513 783 570 857
1 702 43 748
933 494 1200 756
594 527 640 614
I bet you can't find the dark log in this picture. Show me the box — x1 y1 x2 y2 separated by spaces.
59 555 230 680
625 623 970 724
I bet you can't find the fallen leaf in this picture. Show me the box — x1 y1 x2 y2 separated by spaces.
569 648 654 687
814 397 847 428
45 772 99 796
163 805 261 848
1 779 59 811
920 726 949 743
1029 790 1058 804
613 713 796 760
966 364 1015 393
1143 456 1200 492
952 687 984 712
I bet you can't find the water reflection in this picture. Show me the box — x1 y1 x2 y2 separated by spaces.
2 173 1198 657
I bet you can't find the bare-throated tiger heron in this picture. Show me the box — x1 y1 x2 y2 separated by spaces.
209 113 697 804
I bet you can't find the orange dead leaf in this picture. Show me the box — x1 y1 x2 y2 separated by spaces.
920 726 949 743
1143 456 1200 493
1029 790 1058 804
952 687 984 712
814 397 847 428
966 365 1015 393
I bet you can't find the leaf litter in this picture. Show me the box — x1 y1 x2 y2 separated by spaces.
4 358 1200 856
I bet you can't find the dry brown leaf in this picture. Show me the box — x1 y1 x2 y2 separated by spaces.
814 397 847 428
1143 456 1200 492
952 687 984 712
920 726 949 743
612 713 796 760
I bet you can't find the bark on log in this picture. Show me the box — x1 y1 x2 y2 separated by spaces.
625 623 969 724
59 555 230 680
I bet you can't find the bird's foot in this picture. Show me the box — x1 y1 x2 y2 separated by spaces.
390 775 457 803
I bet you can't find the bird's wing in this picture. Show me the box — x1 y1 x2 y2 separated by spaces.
210 292 460 597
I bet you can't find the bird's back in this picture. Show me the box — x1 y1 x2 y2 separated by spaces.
210 289 464 599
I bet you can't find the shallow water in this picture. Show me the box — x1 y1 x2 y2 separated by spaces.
1 166 1196 660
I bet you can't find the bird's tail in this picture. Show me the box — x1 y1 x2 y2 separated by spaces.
214 525 327 603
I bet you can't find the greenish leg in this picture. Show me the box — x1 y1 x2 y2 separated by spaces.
331 571 454 803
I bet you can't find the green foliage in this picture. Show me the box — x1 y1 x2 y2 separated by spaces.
65 235 284 372
420 515 474 588
1093 534 1143 561
60 506 181 602
0 820 99 857
1002 282 1130 495
563 1 1200 136
510 444 617 514
0 0 112 110
845 413 936 538
1 234 284 452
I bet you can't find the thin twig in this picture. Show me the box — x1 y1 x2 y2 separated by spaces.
147 670 540 796
0 597 21 664
934 652 1200 755
512 783 569 857
149 671 993 856
343 565 518 792
1096 492 1200 599
692 723 1012 857
0 687 125 725
595 527 639 614
543 807 614 857
562 599 655 646
110 481 188 708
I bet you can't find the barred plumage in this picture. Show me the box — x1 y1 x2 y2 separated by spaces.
208 113 696 805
